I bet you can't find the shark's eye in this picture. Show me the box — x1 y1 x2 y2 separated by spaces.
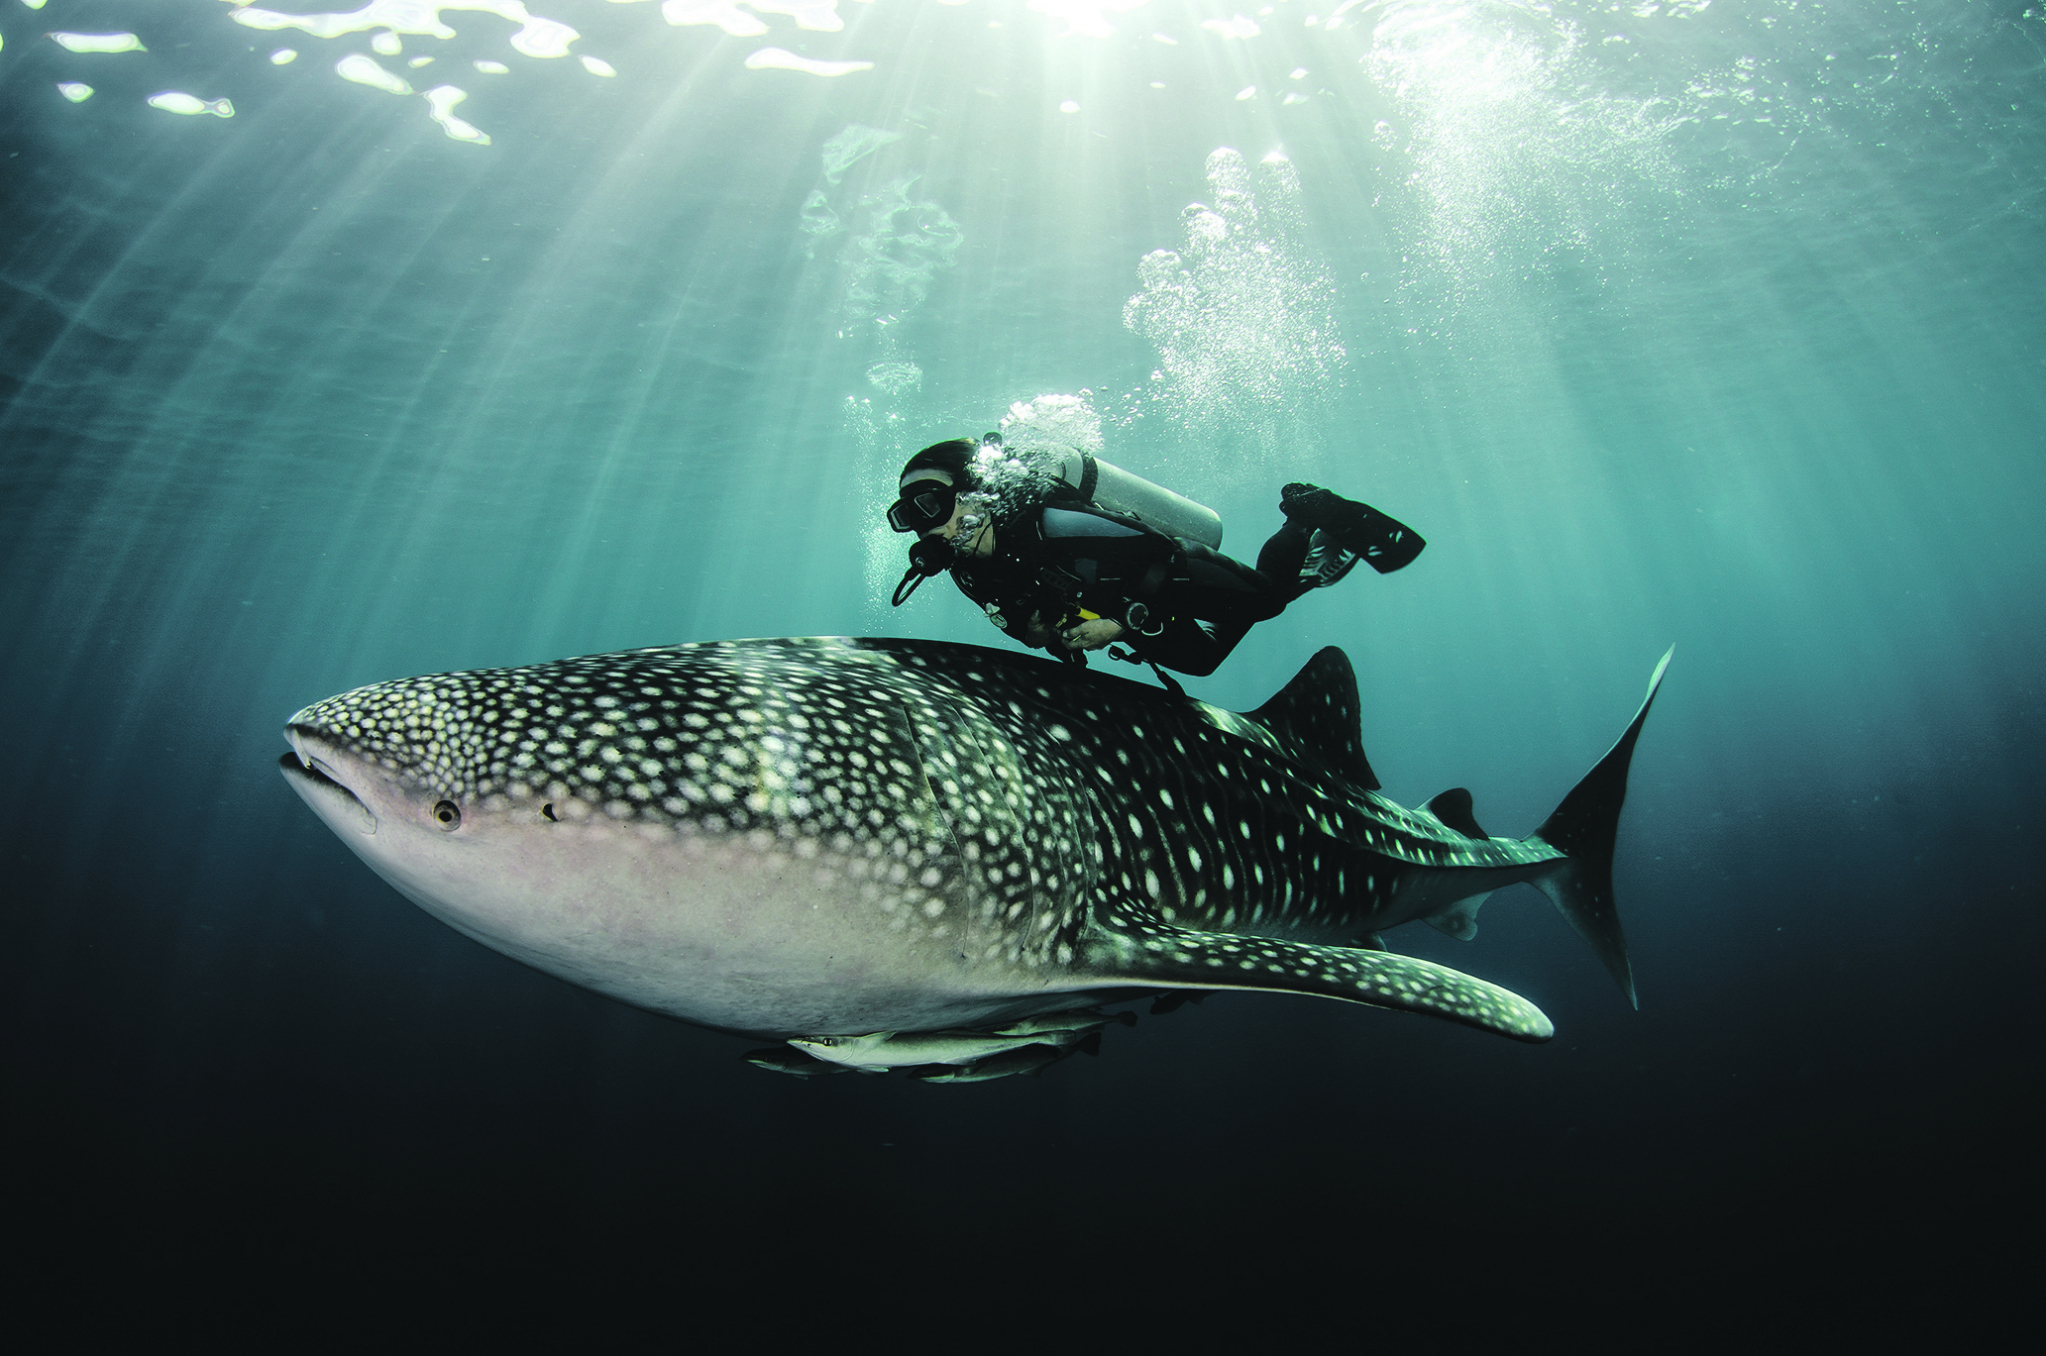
433 800 462 830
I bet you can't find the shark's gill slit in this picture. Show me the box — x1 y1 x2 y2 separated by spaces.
541 802 556 821
892 699 962 849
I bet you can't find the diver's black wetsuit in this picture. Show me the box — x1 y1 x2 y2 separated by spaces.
951 496 1318 678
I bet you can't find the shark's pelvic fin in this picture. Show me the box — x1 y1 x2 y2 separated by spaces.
1247 646 1381 791
1527 646 1674 1010
1423 892 1491 942
1084 924 1553 1042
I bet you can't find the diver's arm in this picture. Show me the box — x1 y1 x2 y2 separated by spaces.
1058 617 1126 651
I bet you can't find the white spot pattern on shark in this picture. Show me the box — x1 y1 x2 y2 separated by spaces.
281 638 1671 1071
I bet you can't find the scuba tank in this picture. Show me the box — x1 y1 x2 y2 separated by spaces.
1003 437 1225 550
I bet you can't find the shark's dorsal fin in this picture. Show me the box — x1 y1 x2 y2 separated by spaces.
1424 788 1489 839
1247 646 1380 791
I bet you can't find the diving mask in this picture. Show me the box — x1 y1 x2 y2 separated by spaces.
887 480 956 534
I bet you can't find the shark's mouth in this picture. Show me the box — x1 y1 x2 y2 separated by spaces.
278 745 377 834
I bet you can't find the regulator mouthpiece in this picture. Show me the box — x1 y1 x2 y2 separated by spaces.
891 535 955 606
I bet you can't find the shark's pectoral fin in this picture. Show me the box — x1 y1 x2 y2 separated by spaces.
1081 924 1553 1043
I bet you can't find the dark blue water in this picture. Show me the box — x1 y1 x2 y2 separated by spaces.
3 0 2039 1331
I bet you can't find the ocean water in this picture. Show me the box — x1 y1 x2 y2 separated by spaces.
2 0 2039 1326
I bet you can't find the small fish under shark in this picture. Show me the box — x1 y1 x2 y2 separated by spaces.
279 638 1670 1079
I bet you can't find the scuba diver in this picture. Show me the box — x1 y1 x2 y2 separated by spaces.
886 434 1425 679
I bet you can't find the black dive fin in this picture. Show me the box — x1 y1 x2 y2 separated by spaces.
1247 646 1381 790
1348 503 1426 574
1528 647 1674 1010
1082 924 1552 1042
1424 787 1489 839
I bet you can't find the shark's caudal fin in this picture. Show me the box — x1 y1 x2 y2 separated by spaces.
1527 647 1674 1010
1083 923 1553 1042
1247 646 1381 790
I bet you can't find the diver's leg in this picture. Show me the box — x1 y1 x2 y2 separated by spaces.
1146 547 1292 675
1180 544 1292 620
1195 618 1257 674
1255 521 1316 603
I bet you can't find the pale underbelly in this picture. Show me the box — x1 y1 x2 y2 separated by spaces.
353 822 1097 1037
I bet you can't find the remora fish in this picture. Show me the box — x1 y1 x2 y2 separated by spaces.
279 638 1670 1063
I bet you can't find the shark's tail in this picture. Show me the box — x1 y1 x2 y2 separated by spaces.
1526 648 1673 1009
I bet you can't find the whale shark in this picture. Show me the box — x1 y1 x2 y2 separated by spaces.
279 638 1669 1076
